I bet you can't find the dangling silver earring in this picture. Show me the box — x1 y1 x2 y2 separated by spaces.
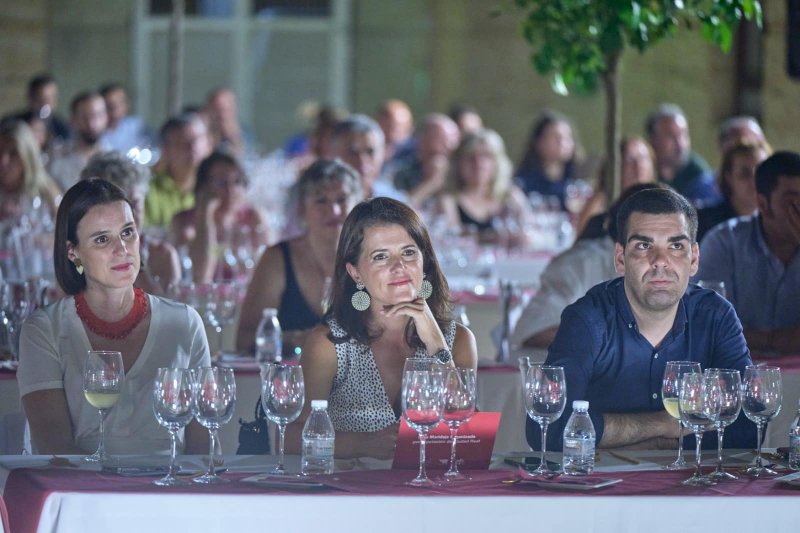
351 281 371 311
418 275 433 300
74 259 84 275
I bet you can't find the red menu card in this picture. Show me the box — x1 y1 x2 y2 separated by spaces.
391 412 501 470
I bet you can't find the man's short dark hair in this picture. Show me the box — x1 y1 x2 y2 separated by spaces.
70 91 102 116
755 151 800 199
616 188 698 244
27 73 56 98
159 112 201 145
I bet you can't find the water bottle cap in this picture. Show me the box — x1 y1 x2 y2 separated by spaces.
261 307 278 317
311 399 328 409
573 400 589 410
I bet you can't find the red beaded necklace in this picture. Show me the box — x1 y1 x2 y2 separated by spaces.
75 288 149 340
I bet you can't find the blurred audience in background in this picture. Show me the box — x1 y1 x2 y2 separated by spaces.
204 87 251 158
144 112 211 228
576 136 656 237
237 159 362 357
375 99 414 164
514 110 582 211
48 91 109 192
437 128 531 245
99 82 152 155
391 113 460 208
172 150 268 283
646 102 718 205
0 119 60 222
448 103 484 138
696 141 771 242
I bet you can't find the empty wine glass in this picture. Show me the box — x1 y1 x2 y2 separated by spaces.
212 281 242 358
524 365 566 477
704 368 742 481
679 372 720 486
662 361 701 469
193 367 236 484
261 363 304 475
441 367 476 481
83 350 125 463
402 357 445 486
152 368 195 486
742 365 782 478
320 276 333 315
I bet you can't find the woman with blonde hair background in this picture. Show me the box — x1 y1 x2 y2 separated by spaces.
437 129 532 243
0 119 60 222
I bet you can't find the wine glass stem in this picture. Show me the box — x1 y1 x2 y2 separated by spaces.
539 421 549 470
97 408 107 458
215 326 223 357
418 432 428 481
168 429 179 478
448 425 459 474
207 429 218 477
755 421 764 468
716 427 725 472
693 431 703 478
676 419 684 461
277 423 287 470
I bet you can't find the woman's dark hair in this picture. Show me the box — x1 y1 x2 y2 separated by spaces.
515 110 579 177
718 141 770 201
54 178 133 295
195 150 247 195
326 197 452 347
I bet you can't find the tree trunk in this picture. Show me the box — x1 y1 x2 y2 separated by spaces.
602 50 622 203
167 0 185 117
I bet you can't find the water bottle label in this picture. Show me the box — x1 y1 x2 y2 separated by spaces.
563 437 595 457
303 438 334 457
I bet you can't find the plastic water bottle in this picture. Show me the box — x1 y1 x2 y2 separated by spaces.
301 400 335 475
255 308 282 363
562 400 596 475
790 401 800 470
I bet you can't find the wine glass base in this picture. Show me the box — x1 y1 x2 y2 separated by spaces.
682 475 716 486
744 465 780 478
441 471 471 482
154 475 189 486
663 458 689 470
83 452 111 463
406 476 438 487
528 466 560 479
192 473 229 484
709 469 738 481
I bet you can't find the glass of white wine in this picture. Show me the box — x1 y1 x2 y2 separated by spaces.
83 350 124 463
661 361 701 470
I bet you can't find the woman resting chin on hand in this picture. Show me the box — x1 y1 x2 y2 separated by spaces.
285 197 477 459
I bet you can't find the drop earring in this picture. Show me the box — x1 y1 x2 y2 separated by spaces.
74 259 84 275
351 281 371 311
418 275 433 300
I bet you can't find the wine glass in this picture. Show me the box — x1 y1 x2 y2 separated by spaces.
661 361 701 469
741 365 782 478
152 368 195 486
212 281 241 358
193 367 236 484
261 363 305 475
704 368 742 481
678 372 721 486
402 357 445 486
83 350 125 463
524 365 566 477
441 367 477 481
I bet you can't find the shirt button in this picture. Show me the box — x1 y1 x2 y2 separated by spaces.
652 393 658 400
654 352 659 359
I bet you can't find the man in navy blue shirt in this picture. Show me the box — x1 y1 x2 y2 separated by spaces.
527 188 756 451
